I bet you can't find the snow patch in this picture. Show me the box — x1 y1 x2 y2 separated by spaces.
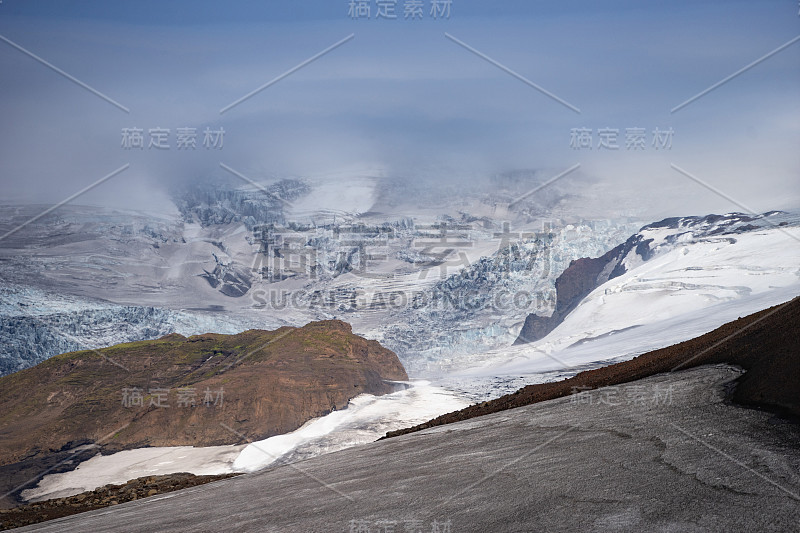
21 445 245 502
233 381 468 472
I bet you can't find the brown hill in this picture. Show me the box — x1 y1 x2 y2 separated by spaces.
0 320 407 469
387 296 799 439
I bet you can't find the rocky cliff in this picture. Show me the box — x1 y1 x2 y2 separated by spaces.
513 233 645 344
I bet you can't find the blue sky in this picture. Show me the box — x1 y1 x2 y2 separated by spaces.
0 0 797 217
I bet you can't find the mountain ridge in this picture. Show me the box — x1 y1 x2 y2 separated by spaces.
514 211 793 345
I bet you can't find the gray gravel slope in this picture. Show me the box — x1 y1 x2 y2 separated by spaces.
19 365 800 532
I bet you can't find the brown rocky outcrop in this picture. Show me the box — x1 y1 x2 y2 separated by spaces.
0 319 406 505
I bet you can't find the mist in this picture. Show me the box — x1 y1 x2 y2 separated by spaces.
0 0 797 220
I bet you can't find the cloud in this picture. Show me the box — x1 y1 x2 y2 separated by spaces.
0 1 797 219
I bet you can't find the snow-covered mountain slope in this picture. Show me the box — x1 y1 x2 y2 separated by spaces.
555 219 798 343
515 211 796 344
464 213 800 376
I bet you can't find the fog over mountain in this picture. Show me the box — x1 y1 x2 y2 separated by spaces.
0 0 797 218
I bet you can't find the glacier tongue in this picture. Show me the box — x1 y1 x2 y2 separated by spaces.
0 198 647 376
350 219 643 375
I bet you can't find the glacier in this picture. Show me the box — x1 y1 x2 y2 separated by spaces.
4 175 799 502
0 284 274 376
